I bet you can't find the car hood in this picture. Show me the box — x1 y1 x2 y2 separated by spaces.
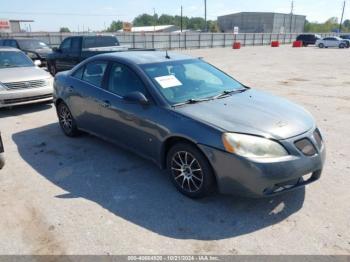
0 67 51 83
175 89 315 140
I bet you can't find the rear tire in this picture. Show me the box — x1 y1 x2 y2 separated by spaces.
57 102 80 137
166 142 215 198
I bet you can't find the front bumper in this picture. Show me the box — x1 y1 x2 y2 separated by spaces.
0 86 53 108
199 128 326 198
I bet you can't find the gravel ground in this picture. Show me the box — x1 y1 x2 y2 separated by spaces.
0 45 349 255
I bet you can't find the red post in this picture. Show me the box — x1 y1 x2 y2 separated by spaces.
232 42 241 49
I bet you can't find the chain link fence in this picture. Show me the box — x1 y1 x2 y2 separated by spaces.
0 32 340 49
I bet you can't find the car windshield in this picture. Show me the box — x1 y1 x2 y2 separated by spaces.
18 40 50 50
0 51 34 68
141 59 246 105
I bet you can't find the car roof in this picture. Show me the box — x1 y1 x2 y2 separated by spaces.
1 38 39 41
0 46 21 52
97 51 194 65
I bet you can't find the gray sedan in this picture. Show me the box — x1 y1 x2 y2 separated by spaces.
0 47 53 108
53 51 326 198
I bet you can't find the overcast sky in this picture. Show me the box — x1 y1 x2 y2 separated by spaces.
0 0 348 31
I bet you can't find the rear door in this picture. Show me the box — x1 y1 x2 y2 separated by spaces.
326 37 338 47
66 60 109 134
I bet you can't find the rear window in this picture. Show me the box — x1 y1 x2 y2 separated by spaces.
82 36 119 49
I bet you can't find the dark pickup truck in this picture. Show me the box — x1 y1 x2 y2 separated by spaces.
47 35 128 75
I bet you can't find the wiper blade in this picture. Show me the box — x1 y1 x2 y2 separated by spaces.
213 89 246 99
173 98 211 107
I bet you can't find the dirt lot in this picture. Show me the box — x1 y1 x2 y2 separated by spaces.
0 46 349 255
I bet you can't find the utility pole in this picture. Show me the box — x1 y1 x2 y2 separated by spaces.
339 0 346 33
153 8 156 32
289 0 294 33
204 0 207 32
181 6 183 32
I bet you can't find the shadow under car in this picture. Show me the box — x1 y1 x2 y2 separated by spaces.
12 123 306 240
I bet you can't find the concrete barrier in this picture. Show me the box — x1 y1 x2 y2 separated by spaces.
271 41 280 47
232 42 241 49
293 41 303 48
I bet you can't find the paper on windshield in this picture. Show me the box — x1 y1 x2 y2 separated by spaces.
154 75 182 89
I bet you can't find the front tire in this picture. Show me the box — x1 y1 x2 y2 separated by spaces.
318 43 324 48
48 61 57 76
339 43 345 49
57 102 79 137
166 143 215 198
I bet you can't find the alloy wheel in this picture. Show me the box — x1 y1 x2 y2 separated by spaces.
171 151 204 193
58 105 73 133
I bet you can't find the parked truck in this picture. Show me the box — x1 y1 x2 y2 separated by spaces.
47 35 129 75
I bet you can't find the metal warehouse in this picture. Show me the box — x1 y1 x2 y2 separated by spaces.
218 12 306 33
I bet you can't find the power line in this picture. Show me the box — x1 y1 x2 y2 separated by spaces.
0 11 125 17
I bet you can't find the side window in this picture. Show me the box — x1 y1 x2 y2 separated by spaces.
72 66 84 79
107 63 146 97
82 61 108 88
4 40 17 48
71 38 81 52
60 38 71 52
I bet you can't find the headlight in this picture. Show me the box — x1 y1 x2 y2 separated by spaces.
0 82 6 91
222 133 288 159
45 78 54 87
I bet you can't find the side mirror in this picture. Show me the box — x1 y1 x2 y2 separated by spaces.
34 60 42 67
124 91 149 105
53 47 61 53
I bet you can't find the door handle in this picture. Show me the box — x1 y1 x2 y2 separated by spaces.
101 100 111 108
68 86 74 93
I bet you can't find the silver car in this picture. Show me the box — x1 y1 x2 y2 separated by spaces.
316 36 349 49
0 47 53 108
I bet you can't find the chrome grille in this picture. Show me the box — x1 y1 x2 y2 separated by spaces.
3 79 47 90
